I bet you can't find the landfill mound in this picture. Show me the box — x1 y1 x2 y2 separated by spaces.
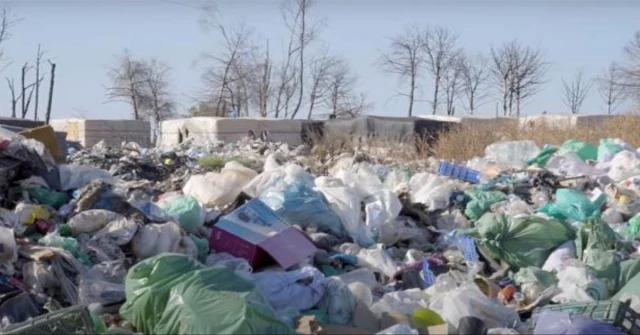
1 134 640 335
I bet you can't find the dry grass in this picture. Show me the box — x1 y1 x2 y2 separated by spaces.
308 114 640 167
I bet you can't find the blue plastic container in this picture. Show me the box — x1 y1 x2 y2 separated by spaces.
438 161 481 184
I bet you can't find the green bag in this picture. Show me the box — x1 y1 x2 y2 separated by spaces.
464 189 507 221
157 195 204 233
598 138 626 162
120 253 294 335
513 266 558 288
560 139 598 161
537 189 601 222
28 187 69 210
526 145 559 168
613 259 640 299
468 214 575 271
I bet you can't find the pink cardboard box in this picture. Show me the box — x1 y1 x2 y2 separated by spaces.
209 199 317 270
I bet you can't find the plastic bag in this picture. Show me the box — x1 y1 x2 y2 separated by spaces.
533 311 623 335
356 245 398 278
58 164 117 191
542 240 577 273
490 194 532 216
0 227 16 264
609 150 640 182
559 139 598 162
338 268 379 291
27 187 69 209
546 152 606 177
21 261 58 294
376 324 419 335
598 138 633 163
526 145 559 168
363 189 402 240
183 161 258 208
316 277 358 325
409 173 456 211
468 214 575 270
78 260 127 306
252 266 325 313
315 177 368 244
206 252 253 279
244 163 312 198
429 284 522 330
64 210 124 236
120 254 294 335
260 176 347 237
384 169 411 192
484 140 540 169
130 222 182 260
86 216 139 262
370 288 430 317
156 194 205 233
537 188 601 222
464 189 507 221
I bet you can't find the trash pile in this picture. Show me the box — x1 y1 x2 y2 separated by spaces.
1 134 640 335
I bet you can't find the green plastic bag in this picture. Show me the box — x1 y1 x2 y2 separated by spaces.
629 214 640 237
537 189 601 222
464 189 507 221
120 253 295 335
598 139 626 162
575 218 627 260
28 187 69 210
613 261 640 299
157 195 204 233
560 139 598 162
513 266 558 288
526 145 559 168
468 214 575 270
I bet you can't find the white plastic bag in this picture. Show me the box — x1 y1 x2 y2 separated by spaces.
205 252 253 279
357 245 398 278
315 177 372 246
370 288 430 317
253 266 325 313
409 173 456 210
542 240 577 273
67 210 124 236
244 163 311 197
183 161 257 208
553 263 608 303
429 284 522 330
131 222 182 260
338 268 379 291
608 150 640 182
0 227 17 264
484 140 540 170
546 152 605 177
364 189 402 238
58 164 118 191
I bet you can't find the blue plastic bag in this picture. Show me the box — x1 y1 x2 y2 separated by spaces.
260 181 347 237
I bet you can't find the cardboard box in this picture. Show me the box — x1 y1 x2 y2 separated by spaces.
18 125 65 163
209 199 317 269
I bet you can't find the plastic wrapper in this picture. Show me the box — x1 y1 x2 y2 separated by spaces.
66 210 124 236
253 266 325 313
409 173 456 211
484 140 540 169
119 254 294 335
609 150 640 182
58 164 118 191
356 245 398 278
429 284 523 330
78 260 127 306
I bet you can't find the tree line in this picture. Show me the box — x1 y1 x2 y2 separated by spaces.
106 0 640 122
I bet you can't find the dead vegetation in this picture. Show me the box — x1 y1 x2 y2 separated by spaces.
307 114 640 168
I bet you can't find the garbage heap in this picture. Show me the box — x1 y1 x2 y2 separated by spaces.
2 135 640 335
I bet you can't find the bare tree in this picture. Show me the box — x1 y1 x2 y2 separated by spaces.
442 55 463 115
423 26 459 115
6 77 16 117
376 25 424 117
335 92 372 118
597 63 626 114
324 59 356 117
561 69 592 114
0 6 19 72
490 40 548 116
618 31 640 101
139 59 175 122
459 52 491 114
307 51 337 119
33 44 45 121
105 49 148 120
199 9 255 117
248 39 272 117
45 61 55 124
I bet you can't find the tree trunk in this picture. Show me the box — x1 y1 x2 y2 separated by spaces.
289 0 306 120
431 74 440 115
45 62 56 124
21 64 27 119
408 70 415 117
34 44 42 121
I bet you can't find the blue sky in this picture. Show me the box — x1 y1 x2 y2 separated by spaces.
2 0 639 120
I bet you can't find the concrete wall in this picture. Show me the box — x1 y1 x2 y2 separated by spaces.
51 118 151 148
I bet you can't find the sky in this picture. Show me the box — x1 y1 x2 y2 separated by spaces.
2 0 639 120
